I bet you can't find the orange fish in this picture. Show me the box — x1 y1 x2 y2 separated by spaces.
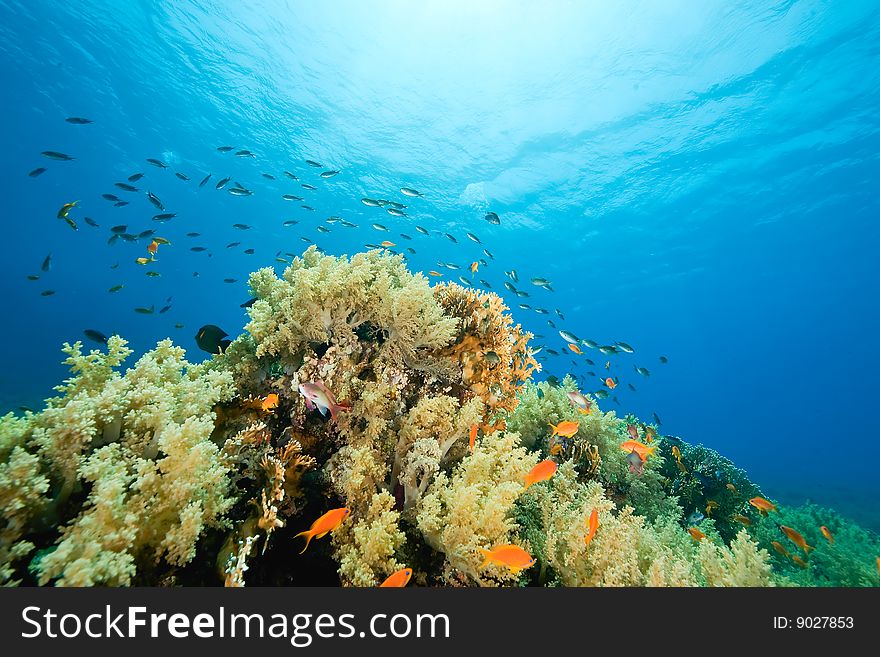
748 497 777 516
568 343 582 355
147 240 159 255
379 567 412 588
604 377 617 389
469 424 478 451
619 440 655 459
726 483 738 494
584 508 599 547
644 426 657 443
524 459 557 489
819 526 834 544
294 507 351 554
428 271 443 277
470 261 479 273
791 555 809 569
688 527 706 541
771 541 790 558
780 525 813 554
705 500 719 517
671 445 682 461
478 544 536 574
380 240 395 248
261 393 279 412
549 443 564 456
626 424 639 441
675 459 688 473
549 420 579 438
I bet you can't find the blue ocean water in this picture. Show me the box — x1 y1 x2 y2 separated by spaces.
1 1 878 527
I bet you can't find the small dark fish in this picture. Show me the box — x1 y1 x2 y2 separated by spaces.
41 253 51 271
113 201 128 207
229 187 253 196
137 229 155 239
341 220 357 228
183 232 199 238
240 297 257 308
305 160 323 167
284 171 298 180
226 242 240 248
42 151 74 161
628 384 636 391
444 233 457 243
484 211 500 225
262 173 276 180
83 329 108 344
301 183 317 190
282 220 298 227
282 194 303 201
108 284 123 293
195 324 231 354
387 201 407 210
362 198 381 207
120 233 137 242
400 187 423 197
26 274 39 281
146 158 167 168
175 172 190 181
300 237 313 243
199 173 211 187
28 167 47 177
190 246 207 252
134 305 155 314
109 263 119 269
235 150 255 158
223 278 237 283
653 412 662 425
316 226 330 233
415 226 429 235
465 232 481 244
107 234 119 246
479 279 492 288
40 290 56 296
114 182 138 192
504 282 516 293
152 213 176 222
243 248 255 254
216 176 231 190
111 225 127 234
232 223 251 230
64 217 78 230
301 205 314 211
193 272 199 277
128 173 144 182
659 356 669 364
102 193 120 202
217 146 235 152
147 191 164 210
399 233 412 240
634 366 651 377
387 208 407 217
320 170 339 178
65 117 93 124
159 304 172 314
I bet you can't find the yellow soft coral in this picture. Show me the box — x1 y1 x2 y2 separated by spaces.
334 491 406 587
417 431 538 586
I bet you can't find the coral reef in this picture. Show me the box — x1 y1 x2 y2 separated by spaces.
1 248 876 587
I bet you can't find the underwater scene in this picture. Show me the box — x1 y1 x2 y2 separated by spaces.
1 0 878 587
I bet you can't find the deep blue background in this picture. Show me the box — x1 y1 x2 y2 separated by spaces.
1 0 878 527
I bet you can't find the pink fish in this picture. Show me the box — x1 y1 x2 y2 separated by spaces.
298 381 351 421
626 450 645 476
566 391 592 413
626 423 639 441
